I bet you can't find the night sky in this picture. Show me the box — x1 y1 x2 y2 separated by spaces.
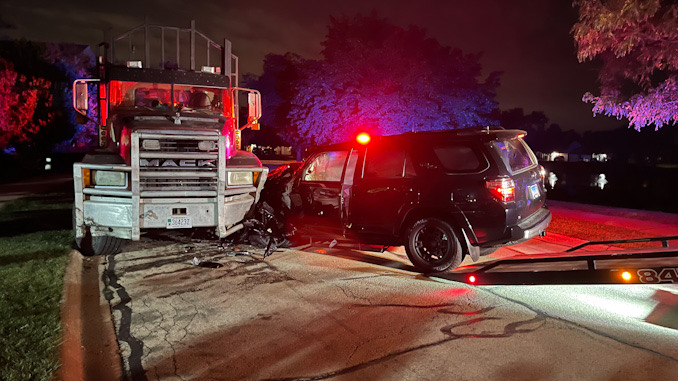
1 0 623 133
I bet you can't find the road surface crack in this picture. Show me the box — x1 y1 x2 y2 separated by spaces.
482 288 678 363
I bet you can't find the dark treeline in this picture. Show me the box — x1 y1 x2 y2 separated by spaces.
493 108 678 164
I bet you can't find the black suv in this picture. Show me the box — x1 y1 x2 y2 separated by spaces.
259 128 551 273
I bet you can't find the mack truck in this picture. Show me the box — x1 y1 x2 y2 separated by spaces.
71 20 268 255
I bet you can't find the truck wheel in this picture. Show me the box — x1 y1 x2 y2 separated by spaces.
73 208 124 256
77 234 124 256
405 218 462 273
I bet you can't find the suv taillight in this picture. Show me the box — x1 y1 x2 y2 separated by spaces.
539 165 546 185
486 178 515 202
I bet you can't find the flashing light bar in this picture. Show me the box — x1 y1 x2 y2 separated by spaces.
356 133 371 145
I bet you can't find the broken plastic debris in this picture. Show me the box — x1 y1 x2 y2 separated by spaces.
226 250 250 257
192 257 200 266
329 239 338 248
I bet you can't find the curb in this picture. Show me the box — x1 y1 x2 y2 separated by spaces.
57 250 122 381
58 251 85 381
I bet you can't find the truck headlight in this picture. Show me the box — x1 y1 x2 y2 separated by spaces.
198 140 216 151
92 170 127 187
142 139 160 150
227 171 253 186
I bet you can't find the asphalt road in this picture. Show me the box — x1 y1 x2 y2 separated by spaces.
97 233 678 381
4 172 676 380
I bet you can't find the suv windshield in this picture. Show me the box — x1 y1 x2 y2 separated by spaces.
493 138 536 173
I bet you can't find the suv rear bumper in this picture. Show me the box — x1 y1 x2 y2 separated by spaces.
510 206 552 241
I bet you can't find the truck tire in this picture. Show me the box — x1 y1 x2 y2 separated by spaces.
405 218 462 273
73 208 124 256
77 234 124 256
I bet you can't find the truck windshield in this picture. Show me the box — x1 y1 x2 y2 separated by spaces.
109 81 226 114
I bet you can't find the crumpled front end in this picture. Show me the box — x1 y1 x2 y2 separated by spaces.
73 129 268 242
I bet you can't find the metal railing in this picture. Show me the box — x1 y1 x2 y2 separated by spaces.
107 18 238 86
565 236 678 252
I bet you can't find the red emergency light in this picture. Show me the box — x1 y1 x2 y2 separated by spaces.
356 133 371 145
468 275 477 284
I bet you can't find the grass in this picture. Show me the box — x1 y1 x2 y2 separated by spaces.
0 197 73 381
548 214 664 249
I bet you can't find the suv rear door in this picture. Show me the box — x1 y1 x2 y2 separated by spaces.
491 136 545 219
349 142 418 236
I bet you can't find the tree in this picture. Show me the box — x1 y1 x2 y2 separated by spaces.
0 58 53 150
244 53 306 147
0 40 97 153
43 43 97 151
250 14 500 149
573 0 678 130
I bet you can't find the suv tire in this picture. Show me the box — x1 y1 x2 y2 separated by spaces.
405 218 462 273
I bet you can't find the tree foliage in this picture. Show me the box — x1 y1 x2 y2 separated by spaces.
43 43 97 151
0 40 96 153
0 58 53 150
573 0 678 130
250 14 499 148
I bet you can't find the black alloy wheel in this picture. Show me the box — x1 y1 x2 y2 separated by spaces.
405 218 462 273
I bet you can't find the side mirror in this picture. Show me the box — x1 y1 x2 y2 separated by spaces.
247 92 261 130
74 82 89 112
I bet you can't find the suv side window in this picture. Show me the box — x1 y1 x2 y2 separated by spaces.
433 144 486 173
493 138 536 172
302 151 348 182
364 146 416 179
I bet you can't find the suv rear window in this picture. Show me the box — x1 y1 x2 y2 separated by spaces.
493 138 536 172
433 145 485 173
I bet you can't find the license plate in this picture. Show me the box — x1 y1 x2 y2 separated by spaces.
529 184 540 199
167 216 192 229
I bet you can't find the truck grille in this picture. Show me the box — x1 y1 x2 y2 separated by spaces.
135 131 221 196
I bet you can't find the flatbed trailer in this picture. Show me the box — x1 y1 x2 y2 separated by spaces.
439 236 678 285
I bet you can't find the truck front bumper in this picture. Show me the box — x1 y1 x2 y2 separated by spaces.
81 194 254 240
73 162 268 241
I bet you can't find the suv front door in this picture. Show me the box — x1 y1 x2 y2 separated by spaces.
297 150 349 233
